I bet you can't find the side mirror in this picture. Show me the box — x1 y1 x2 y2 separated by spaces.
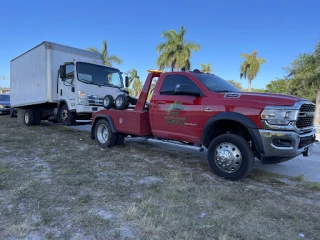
175 84 201 97
59 65 66 79
125 76 129 88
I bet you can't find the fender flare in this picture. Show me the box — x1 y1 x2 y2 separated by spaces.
201 112 265 154
91 114 117 139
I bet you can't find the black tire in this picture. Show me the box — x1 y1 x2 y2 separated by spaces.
115 133 125 146
59 104 76 125
24 109 35 126
114 94 128 110
33 109 41 125
94 119 117 148
207 134 254 181
103 95 114 109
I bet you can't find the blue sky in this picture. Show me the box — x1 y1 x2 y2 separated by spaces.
0 0 319 90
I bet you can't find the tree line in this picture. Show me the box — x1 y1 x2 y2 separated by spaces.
87 26 319 104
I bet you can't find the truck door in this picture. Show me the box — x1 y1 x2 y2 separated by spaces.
150 74 204 143
58 63 77 110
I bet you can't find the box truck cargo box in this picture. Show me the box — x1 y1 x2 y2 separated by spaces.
10 41 130 126
10 41 104 107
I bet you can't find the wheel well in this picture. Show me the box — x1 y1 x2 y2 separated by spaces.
203 120 257 154
91 116 116 140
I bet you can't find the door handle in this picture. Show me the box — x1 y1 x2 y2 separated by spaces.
204 106 212 112
156 101 166 104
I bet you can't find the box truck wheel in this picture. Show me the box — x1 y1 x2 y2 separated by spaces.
24 109 35 126
114 94 129 110
103 95 114 109
59 104 76 125
94 119 117 148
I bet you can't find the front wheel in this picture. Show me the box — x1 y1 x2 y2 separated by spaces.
207 134 254 181
59 104 76 125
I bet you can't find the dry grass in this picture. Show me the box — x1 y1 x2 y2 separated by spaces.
1 116 320 240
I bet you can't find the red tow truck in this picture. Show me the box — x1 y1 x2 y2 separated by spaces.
91 69 316 180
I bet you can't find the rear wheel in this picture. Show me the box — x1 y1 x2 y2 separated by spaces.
24 109 35 126
114 94 129 110
207 134 254 181
94 119 117 148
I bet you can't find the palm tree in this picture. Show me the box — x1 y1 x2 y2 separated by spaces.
240 50 266 91
87 40 122 67
200 63 214 73
126 69 139 86
132 78 143 97
156 26 200 71
126 69 143 97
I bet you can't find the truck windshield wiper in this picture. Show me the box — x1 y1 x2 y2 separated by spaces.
104 83 120 89
79 79 102 87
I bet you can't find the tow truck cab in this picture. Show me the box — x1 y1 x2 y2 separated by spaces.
91 69 316 180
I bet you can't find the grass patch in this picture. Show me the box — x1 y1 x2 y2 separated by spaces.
0 116 320 239
302 181 320 191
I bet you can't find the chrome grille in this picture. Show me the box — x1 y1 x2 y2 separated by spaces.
88 95 104 106
296 103 315 129
300 104 315 112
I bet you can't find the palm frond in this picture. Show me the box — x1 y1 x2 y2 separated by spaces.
87 47 99 53
108 55 122 65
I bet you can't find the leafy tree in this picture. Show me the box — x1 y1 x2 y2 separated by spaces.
156 26 200 71
87 40 122 67
240 50 266 92
284 41 320 102
251 88 266 93
200 63 214 73
266 79 290 94
227 80 243 90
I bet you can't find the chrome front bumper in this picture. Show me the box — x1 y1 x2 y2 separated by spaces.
259 128 316 161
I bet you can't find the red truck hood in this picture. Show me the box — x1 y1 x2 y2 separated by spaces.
218 92 303 106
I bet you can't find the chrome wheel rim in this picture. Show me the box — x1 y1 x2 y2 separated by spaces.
103 98 110 107
24 113 29 124
97 124 109 143
214 142 242 173
116 97 123 107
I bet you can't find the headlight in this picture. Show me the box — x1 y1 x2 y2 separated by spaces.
261 108 299 125
78 91 87 98
0 105 3 108
78 91 89 105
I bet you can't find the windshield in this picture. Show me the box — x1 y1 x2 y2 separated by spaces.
76 62 123 88
0 94 10 101
192 73 241 92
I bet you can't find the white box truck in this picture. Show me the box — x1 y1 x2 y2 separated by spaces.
10 41 131 126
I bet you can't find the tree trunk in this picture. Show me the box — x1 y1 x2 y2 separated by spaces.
314 89 320 126
248 79 252 92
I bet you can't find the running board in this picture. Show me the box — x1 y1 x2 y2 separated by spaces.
147 139 204 152
76 120 92 123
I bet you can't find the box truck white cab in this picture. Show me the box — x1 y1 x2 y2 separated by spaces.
10 41 130 125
